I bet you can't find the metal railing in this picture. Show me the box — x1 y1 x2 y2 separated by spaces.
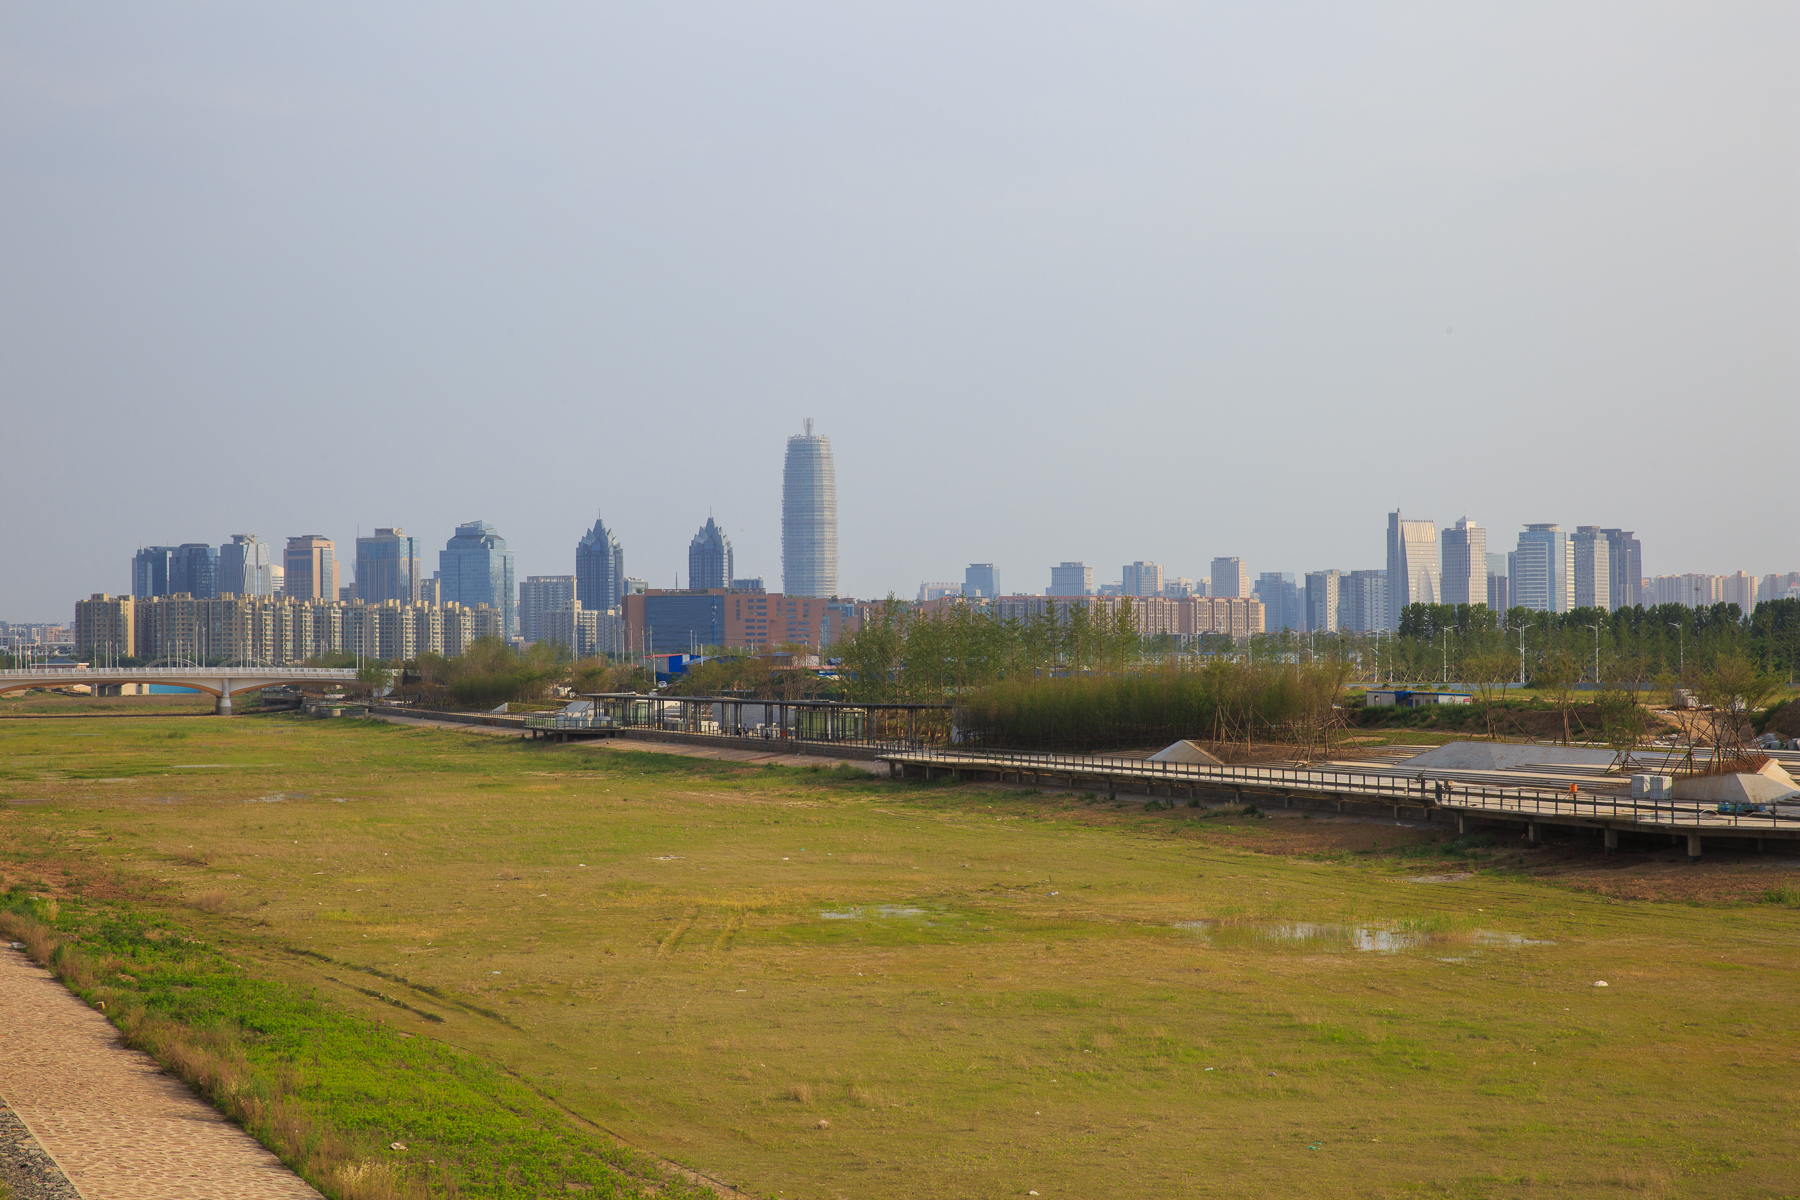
0 666 358 679
883 745 1800 832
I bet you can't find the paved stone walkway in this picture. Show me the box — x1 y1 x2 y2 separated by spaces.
0 947 320 1199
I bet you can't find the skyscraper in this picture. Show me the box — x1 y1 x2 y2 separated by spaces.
518 575 576 643
439 521 517 639
1343 570 1388 633
283 536 338 601
576 514 625 612
1572 526 1611 611
1209 557 1248 598
1253 572 1302 631
355 528 423 604
131 546 176 598
169 543 219 599
1122 562 1164 597
218 535 274 597
1510 524 1573 613
1386 512 1440 631
1439 518 1486 608
964 564 1000 599
781 419 837 598
688 518 734 591
1304 570 1340 633
1048 562 1092 597
1600 529 1643 610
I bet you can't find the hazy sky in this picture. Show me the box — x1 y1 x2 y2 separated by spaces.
3 2 1796 621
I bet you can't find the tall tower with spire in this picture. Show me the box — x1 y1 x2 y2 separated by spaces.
575 513 624 611
688 516 734 590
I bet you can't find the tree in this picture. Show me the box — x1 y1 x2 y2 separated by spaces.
1533 650 1582 745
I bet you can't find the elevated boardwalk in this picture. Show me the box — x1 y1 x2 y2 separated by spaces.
875 746 1800 861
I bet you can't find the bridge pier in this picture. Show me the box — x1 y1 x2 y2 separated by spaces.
1687 833 1702 864
1526 822 1540 846
215 685 233 716
1604 828 1618 855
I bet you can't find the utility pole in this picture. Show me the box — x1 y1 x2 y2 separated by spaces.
1586 624 1601 685
1668 621 1683 676
1515 624 1527 686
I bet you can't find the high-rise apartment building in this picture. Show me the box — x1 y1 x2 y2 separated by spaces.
688 518 734 591
1572 527 1611 611
1722 572 1758 613
439 521 516 640
1048 562 1093 597
1600 530 1643 609
1439 518 1486 608
1162 577 1202 598
131 547 176 598
576 514 625 613
1385 512 1440 630
964 564 1000 599
1510 524 1573 613
283 536 339 601
1342 570 1388 633
781 419 837 598
1122 562 1164 598
355 528 423 604
75 594 135 659
170 543 219 600
218 535 275 598
518 575 576 644
1304 570 1340 633
1209 557 1248 599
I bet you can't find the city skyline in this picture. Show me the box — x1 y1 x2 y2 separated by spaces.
2 7 1792 622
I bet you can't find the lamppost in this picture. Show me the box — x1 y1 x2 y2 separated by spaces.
1514 623 1527 686
1668 621 1683 676
1585 624 1601 686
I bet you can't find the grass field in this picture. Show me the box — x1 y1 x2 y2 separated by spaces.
3 711 1799 1199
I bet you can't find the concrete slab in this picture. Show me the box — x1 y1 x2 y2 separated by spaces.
1672 759 1800 805
1402 741 1619 771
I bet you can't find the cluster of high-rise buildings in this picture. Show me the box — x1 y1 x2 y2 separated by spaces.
77 422 845 663
915 514 1799 638
57 422 1800 665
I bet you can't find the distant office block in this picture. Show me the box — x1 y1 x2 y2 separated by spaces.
518 575 576 643
1342 570 1388 633
283 536 338 601
964 564 1000 599
782 419 837 598
688 518 734 591
1601 529 1643 609
167 543 219 601
439 521 516 640
1572 526 1611 611
1487 572 1510 613
1511 524 1573 613
918 582 962 602
1386 512 1440 630
1048 562 1093 597
624 590 826 654
131 547 176 599
1209 557 1248 599
355 528 423 604
1253 572 1302 631
1122 562 1164 598
576 513 625 612
1162 577 1200 599
731 577 766 592
1304 570 1340 633
219 535 274 598
1440 518 1486 608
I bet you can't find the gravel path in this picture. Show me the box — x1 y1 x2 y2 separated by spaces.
0 947 321 1199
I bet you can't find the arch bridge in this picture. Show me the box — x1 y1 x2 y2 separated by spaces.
0 667 361 713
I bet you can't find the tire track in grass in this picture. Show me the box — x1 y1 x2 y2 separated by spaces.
659 906 701 957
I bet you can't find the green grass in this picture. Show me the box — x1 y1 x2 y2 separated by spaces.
2 710 1800 1199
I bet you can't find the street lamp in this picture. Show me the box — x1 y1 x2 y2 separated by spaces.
1667 622 1683 675
1514 623 1528 686
1585 624 1601 685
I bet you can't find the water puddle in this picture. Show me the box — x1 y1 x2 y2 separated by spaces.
1176 919 1552 955
818 905 932 921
